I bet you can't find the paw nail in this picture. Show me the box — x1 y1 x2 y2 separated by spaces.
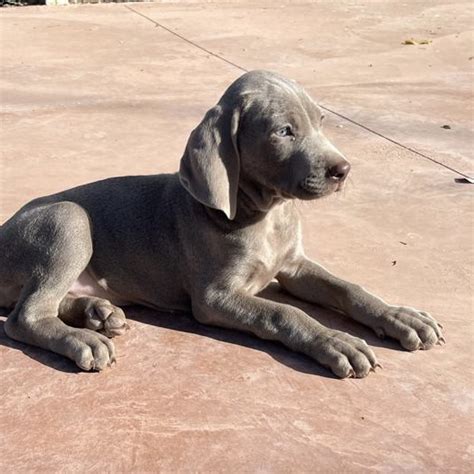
438 323 444 329
98 308 114 320
375 327 385 339
374 363 383 370
439 336 446 344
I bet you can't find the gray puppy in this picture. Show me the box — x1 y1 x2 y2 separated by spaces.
0 71 444 378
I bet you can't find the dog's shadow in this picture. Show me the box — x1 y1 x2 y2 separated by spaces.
0 313 84 374
0 283 399 377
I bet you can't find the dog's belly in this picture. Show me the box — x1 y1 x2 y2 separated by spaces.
68 268 190 312
68 269 131 306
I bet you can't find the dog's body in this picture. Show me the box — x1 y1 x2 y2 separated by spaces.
0 71 443 378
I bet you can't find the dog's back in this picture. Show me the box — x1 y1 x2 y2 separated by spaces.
0 173 194 311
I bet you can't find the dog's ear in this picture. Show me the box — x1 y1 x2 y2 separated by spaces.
179 104 240 220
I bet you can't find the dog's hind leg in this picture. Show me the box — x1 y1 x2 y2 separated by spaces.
1 201 116 371
58 295 129 338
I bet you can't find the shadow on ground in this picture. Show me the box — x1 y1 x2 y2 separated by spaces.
0 283 400 376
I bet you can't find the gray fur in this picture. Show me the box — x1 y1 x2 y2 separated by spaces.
0 71 444 377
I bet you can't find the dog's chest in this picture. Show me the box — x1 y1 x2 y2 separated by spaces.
237 211 299 295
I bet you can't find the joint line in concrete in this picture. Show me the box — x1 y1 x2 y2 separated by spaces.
124 5 471 180
124 5 247 73
319 105 472 180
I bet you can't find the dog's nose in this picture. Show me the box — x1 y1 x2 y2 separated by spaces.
327 160 351 182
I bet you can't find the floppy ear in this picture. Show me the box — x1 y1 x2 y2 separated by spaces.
179 104 240 220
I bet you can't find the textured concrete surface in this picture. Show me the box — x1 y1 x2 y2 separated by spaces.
0 1 473 472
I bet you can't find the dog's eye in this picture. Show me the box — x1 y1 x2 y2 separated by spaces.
274 126 293 137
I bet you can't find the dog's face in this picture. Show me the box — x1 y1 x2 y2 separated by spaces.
179 70 350 219
238 76 350 201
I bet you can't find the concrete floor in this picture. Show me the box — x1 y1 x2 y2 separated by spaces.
0 1 473 472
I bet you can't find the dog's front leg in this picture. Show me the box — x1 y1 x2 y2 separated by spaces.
192 291 379 378
277 257 444 351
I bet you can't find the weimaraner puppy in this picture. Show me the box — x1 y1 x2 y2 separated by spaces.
0 70 444 378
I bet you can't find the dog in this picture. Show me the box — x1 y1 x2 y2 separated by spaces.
0 70 444 378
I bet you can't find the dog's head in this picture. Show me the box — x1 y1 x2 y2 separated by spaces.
179 70 350 220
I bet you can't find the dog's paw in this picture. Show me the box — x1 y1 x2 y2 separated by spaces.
84 298 129 338
373 306 444 351
313 330 380 379
63 328 116 371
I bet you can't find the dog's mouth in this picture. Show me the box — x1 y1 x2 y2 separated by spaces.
298 178 338 199
298 171 348 198
277 176 345 202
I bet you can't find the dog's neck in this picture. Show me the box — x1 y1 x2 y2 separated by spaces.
223 176 297 228
202 178 289 227
236 179 284 219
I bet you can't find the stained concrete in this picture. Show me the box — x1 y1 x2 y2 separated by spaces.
0 1 473 472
